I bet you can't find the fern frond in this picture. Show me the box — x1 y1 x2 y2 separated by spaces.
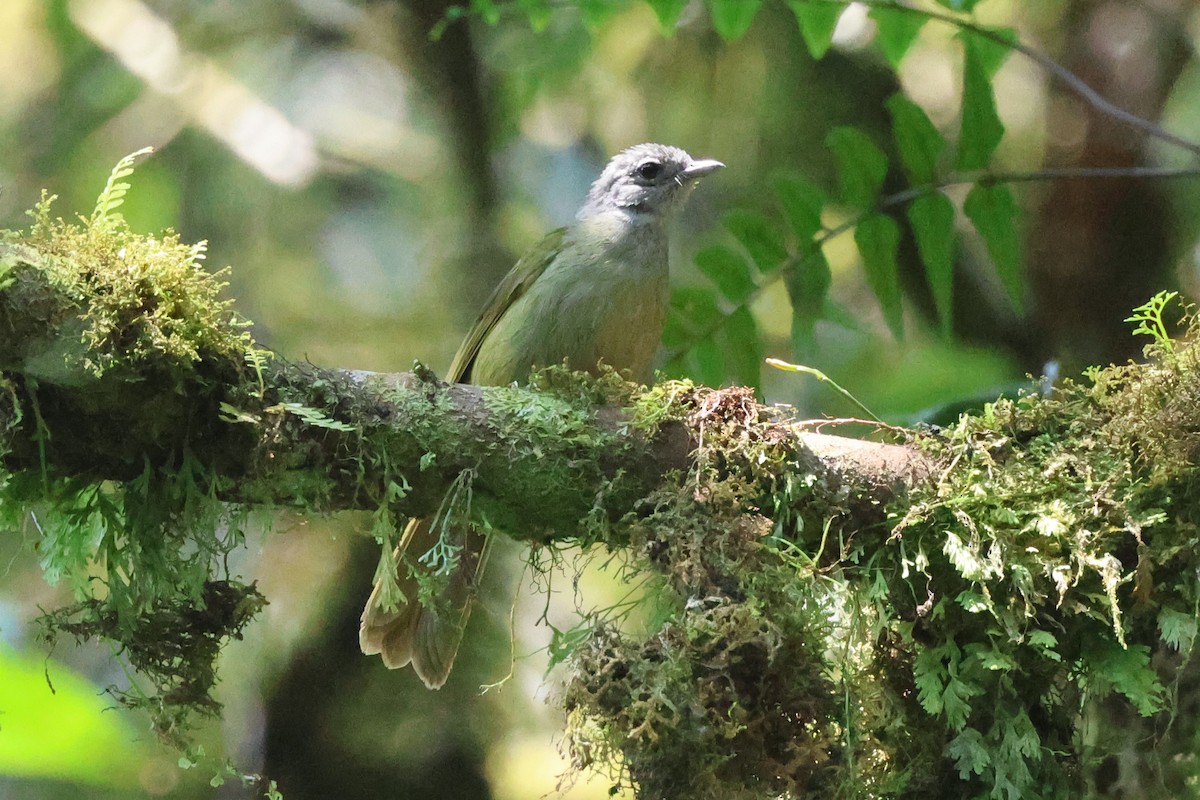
90 146 155 228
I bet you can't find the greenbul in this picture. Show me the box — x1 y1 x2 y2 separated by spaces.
359 143 724 688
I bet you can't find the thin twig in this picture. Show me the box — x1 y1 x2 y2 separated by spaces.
824 0 1200 159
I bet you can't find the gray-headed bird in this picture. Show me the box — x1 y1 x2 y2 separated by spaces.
359 143 724 688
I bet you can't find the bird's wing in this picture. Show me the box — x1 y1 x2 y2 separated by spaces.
446 226 566 383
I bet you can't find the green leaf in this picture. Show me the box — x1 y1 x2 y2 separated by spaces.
690 334 725 387
1088 640 1165 716
547 622 594 668
90 146 154 228
786 247 832 353
776 173 833 353
1159 607 1198 651
963 182 1021 309
958 34 1006 170
695 244 756 303
827 127 888 209
946 727 991 778
578 0 624 27
907 191 957 336
1027 629 1058 651
871 6 926 67
886 94 945 184
941 674 980 729
708 0 762 40
914 645 949 716
821 297 860 331
0 644 146 787
723 305 762 388
936 0 984 11
646 0 689 32
722 209 788 273
664 286 722 348
956 590 989 614
854 214 904 338
914 640 981 728
969 27 1017 77
1125 291 1179 350
998 708 1040 759
471 0 502 25
517 0 552 30
967 644 1017 672
785 1 844 59
274 402 357 432
774 174 828 240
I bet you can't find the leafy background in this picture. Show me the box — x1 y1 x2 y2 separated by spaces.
3 0 1200 797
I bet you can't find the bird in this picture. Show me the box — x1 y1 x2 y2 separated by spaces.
359 143 724 688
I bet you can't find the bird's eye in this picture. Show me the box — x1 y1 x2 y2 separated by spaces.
635 160 663 181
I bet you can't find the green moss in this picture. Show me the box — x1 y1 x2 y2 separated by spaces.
0 152 268 740
10 190 254 377
560 300 1200 798
561 385 856 798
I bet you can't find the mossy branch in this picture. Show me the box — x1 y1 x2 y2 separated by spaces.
0 226 929 745
6 186 1200 798
0 241 930 532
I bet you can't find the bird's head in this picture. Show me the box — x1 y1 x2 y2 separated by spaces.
579 143 724 221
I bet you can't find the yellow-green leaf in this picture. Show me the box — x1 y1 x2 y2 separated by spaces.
0 644 147 787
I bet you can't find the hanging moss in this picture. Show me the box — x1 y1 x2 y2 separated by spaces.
558 297 1200 799
0 152 267 737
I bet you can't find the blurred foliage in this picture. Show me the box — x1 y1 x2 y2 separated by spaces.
2 0 1200 798
0 643 147 788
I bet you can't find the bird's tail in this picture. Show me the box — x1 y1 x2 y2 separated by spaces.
359 516 490 689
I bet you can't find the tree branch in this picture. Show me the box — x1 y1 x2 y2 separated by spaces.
10 219 1196 797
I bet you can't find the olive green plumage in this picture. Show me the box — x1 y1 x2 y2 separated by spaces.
360 143 723 688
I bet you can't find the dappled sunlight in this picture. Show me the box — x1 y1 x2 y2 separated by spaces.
70 0 319 186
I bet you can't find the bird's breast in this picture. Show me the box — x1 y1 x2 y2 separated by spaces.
471 219 671 385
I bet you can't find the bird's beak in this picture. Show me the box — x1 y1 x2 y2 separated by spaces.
681 158 725 181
